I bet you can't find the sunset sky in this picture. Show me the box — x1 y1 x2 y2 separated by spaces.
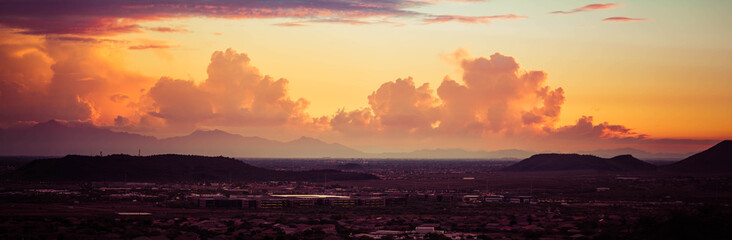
0 0 730 153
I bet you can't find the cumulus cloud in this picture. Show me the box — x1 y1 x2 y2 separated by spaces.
331 108 378 135
551 3 623 14
325 49 715 153
109 94 129 103
438 53 564 134
0 31 320 135
331 77 443 137
602 17 650 22
522 87 565 126
332 51 565 139
368 77 440 133
551 116 642 140
138 48 322 134
542 116 715 153
114 115 131 127
0 32 152 125
147 77 213 127
0 32 715 152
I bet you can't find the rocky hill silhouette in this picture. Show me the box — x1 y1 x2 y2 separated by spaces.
9 154 378 182
502 153 656 172
664 140 732 174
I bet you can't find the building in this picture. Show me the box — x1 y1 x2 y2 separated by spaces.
197 198 244 209
360 197 386 207
509 195 534 204
328 198 358 207
462 195 482 203
258 199 288 209
484 194 504 203
192 194 407 209
290 199 317 207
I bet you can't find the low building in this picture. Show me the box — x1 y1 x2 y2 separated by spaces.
509 195 533 204
385 195 408 205
369 230 404 238
258 199 287 209
197 198 244 209
361 197 386 208
415 227 436 234
484 194 504 203
290 199 316 207
462 195 481 203
329 198 358 207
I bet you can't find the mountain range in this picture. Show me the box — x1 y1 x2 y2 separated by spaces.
0 120 697 159
0 120 363 158
375 148 534 159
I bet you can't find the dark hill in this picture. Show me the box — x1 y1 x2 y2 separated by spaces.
337 163 364 170
663 140 732 173
502 153 656 172
9 154 378 182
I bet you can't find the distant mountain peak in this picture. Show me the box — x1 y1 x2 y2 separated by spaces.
32 119 100 130
33 119 65 128
533 153 595 158
190 129 234 136
44 119 62 124
290 136 324 144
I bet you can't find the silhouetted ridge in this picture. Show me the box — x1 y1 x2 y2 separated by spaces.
502 153 656 172
188 129 241 138
579 148 692 160
664 140 732 173
337 163 364 170
10 154 378 182
0 121 366 158
288 136 323 144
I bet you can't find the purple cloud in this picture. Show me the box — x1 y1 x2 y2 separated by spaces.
551 3 623 14
0 0 424 35
422 14 527 24
603 17 650 22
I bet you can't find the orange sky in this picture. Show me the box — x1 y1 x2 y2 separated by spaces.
0 0 729 153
